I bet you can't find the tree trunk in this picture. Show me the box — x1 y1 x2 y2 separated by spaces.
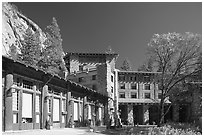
158 99 164 127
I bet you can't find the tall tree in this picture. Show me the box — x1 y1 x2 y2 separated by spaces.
38 17 67 75
146 32 201 126
18 28 41 67
121 58 132 71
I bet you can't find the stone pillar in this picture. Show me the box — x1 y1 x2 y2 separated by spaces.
83 96 87 124
4 70 14 131
143 105 149 124
42 85 48 129
172 104 179 122
127 104 134 125
66 92 72 128
104 100 109 128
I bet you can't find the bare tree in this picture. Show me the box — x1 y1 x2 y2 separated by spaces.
146 32 201 126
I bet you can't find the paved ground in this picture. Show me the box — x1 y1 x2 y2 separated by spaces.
2 126 107 135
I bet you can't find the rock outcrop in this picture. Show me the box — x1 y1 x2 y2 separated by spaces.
2 2 46 56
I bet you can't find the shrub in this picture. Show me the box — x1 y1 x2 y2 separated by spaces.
148 122 201 135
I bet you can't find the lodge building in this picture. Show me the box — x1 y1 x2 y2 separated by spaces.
117 70 172 125
2 55 108 131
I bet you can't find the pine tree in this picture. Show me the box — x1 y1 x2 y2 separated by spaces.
38 17 67 75
121 58 132 71
18 28 41 67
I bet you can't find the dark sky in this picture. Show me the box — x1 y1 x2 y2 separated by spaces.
13 2 202 70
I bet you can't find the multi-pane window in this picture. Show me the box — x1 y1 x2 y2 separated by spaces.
62 99 66 112
22 80 33 89
119 92 125 98
111 86 114 93
79 65 83 71
12 89 19 111
131 83 137 90
78 77 84 82
36 95 40 112
144 93 151 99
13 77 21 86
92 84 97 90
144 84 150 90
144 76 150 82
48 99 52 113
120 83 125 89
111 75 114 82
158 93 162 99
131 92 137 98
119 75 125 81
92 75 96 80
158 84 162 90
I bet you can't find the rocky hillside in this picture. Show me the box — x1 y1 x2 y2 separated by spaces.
2 2 68 78
2 2 47 56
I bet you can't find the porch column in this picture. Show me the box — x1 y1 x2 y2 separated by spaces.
103 99 109 128
127 104 134 125
4 66 14 131
143 105 149 124
42 85 48 129
66 91 72 128
83 96 88 124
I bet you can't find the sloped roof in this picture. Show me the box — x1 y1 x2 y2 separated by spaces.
64 52 119 58
2 55 107 99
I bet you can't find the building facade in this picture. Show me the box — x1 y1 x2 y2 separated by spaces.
64 52 119 126
2 55 108 131
116 70 172 125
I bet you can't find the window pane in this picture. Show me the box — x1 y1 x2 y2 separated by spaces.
145 93 151 99
120 83 125 89
13 113 18 123
53 98 60 122
36 95 40 112
131 83 137 89
144 84 150 90
12 89 19 111
119 92 125 98
131 92 137 98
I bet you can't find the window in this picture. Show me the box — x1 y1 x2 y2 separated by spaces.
92 75 96 80
131 92 137 98
78 77 84 82
12 89 19 111
36 95 40 113
79 65 83 71
119 75 125 81
119 92 125 98
111 86 114 93
144 76 150 82
62 99 66 112
130 77 133 81
48 99 52 113
158 93 162 99
22 80 33 89
131 83 137 90
111 75 114 82
158 84 162 90
120 83 125 89
53 98 60 122
92 85 97 90
144 84 150 90
144 93 151 99
22 92 33 123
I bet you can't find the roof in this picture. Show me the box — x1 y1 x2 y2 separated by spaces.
118 70 162 74
2 55 107 98
64 52 119 58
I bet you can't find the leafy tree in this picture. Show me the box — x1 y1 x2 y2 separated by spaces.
18 28 41 67
121 58 132 71
38 17 67 76
146 32 201 126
